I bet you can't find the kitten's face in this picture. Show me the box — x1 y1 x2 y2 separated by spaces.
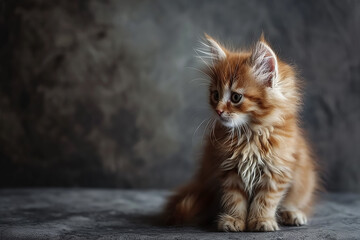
210 83 247 128
209 56 265 129
204 35 278 129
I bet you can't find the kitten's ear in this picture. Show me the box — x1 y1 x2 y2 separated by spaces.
203 33 227 61
250 38 278 88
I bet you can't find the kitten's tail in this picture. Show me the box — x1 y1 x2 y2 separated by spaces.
163 181 218 226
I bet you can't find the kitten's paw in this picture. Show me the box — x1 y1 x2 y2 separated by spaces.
247 218 279 232
218 214 245 232
279 210 307 226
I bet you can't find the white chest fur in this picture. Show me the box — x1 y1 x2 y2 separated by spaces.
220 133 277 194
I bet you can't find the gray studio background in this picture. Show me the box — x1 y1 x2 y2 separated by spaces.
1 0 359 191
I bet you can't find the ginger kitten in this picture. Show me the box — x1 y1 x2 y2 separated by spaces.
164 34 318 232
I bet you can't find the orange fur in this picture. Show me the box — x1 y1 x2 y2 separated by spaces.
164 34 318 232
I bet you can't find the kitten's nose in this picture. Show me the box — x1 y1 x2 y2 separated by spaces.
216 110 224 116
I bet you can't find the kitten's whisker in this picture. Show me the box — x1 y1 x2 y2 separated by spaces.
193 118 209 139
203 118 213 137
210 119 219 144
204 118 214 144
202 118 214 146
209 119 215 144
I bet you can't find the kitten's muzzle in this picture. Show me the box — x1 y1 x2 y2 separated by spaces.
216 110 224 116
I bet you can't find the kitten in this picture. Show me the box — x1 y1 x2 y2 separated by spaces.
164 34 318 232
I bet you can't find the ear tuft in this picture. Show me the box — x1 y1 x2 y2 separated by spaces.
203 33 227 61
259 32 266 42
250 40 278 88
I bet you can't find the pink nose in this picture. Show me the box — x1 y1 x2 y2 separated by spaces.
216 110 224 116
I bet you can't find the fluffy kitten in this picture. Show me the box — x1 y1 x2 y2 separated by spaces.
164 34 318 232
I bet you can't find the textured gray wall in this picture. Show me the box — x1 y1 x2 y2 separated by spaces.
1 0 359 191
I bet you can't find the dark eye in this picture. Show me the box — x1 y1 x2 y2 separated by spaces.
212 91 219 102
231 92 242 103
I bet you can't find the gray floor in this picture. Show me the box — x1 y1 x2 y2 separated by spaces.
0 189 359 239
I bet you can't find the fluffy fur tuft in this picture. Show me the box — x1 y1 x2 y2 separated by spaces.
164 34 318 232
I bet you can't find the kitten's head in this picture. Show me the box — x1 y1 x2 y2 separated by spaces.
202 34 294 129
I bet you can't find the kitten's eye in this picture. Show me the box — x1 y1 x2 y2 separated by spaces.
212 91 219 102
231 92 242 103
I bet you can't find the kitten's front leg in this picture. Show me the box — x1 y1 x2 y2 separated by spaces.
218 172 248 232
247 180 288 232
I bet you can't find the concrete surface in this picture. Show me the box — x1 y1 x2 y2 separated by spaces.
1 189 360 239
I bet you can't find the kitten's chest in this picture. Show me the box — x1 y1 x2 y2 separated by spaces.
237 148 266 192
220 140 271 193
